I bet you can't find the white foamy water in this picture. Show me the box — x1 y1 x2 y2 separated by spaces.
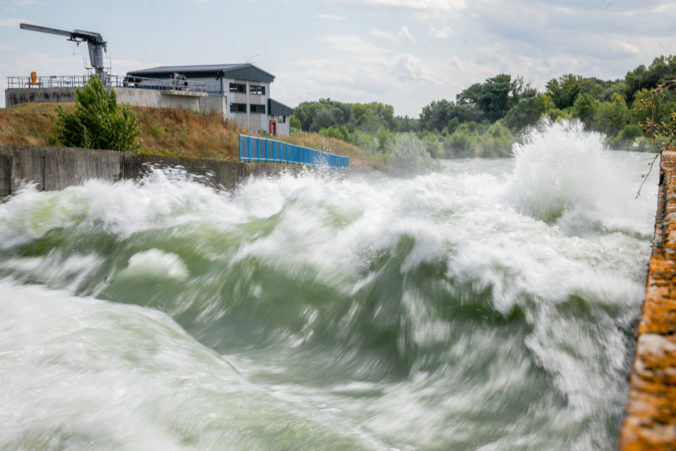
0 122 659 449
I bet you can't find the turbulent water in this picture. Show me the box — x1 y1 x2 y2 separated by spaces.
0 122 659 450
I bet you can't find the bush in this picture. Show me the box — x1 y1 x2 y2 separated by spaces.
446 123 476 157
389 133 438 174
476 122 515 157
57 75 140 151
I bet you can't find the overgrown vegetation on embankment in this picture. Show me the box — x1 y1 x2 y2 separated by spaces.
0 102 380 167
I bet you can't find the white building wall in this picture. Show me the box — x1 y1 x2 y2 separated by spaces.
120 72 289 135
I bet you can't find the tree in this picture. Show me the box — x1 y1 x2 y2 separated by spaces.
571 93 600 129
546 74 604 110
57 75 139 151
457 74 513 121
502 94 551 132
592 93 631 137
624 55 676 102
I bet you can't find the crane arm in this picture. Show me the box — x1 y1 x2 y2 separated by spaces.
19 23 107 78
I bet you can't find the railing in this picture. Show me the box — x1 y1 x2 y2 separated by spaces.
6 74 207 93
239 135 349 169
121 75 207 93
7 74 126 89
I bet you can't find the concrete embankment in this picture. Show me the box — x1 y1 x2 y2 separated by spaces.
621 148 676 450
0 145 295 197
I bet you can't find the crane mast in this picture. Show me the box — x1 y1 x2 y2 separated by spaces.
19 23 108 81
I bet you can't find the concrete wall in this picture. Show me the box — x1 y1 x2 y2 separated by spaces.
5 87 75 107
0 145 296 198
114 88 227 118
620 148 676 450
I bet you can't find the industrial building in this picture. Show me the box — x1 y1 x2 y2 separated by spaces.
122 63 294 136
6 24 294 136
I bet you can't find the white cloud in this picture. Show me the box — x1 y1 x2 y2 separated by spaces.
428 23 453 38
317 14 345 20
322 35 386 56
342 0 465 11
371 26 415 44
0 18 33 27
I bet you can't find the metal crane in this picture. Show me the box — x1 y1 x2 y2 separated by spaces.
19 23 108 80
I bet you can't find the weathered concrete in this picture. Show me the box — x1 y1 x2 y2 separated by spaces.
0 145 296 198
621 148 676 450
114 88 226 118
5 87 75 107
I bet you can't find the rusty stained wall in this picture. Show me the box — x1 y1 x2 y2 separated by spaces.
621 148 676 450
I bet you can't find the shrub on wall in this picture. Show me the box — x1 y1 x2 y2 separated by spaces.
56 75 140 152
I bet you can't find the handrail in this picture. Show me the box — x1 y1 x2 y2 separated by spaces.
6 74 207 93
238 135 349 169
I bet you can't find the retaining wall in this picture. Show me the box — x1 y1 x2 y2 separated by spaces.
0 145 295 198
620 148 676 450
5 87 75 107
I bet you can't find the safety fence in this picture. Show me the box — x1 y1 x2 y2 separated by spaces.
7 74 207 93
238 135 349 169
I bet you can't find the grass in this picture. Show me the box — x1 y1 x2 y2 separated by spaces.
0 102 379 167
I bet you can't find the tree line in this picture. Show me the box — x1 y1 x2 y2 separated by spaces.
291 55 676 158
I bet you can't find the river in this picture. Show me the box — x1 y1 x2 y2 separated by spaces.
0 122 659 449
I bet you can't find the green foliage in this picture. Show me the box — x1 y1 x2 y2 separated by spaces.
56 75 139 152
445 123 477 157
571 93 600 129
476 122 515 158
389 133 438 174
606 124 645 150
635 78 676 148
293 98 396 134
624 55 676 102
502 94 549 132
457 74 534 122
289 114 301 130
419 99 481 131
592 92 631 137
545 74 603 110
376 126 394 153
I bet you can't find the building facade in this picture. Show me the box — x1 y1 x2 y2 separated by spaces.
124 63 294 136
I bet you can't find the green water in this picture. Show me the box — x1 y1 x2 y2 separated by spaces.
0 123 658 449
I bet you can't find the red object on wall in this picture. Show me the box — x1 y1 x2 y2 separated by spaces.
269 120 277 137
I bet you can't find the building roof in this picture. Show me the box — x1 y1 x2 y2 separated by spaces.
126 63 275 83
268 98 294 116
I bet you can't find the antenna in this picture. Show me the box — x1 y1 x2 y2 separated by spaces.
246 54 259 63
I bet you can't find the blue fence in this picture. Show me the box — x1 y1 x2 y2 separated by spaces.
238 135 349 169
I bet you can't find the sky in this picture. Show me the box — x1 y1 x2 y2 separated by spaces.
1 0 675 116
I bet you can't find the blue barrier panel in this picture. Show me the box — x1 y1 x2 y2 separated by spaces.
238 135 348 169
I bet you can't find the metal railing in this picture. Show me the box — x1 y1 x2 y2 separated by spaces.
121 75 207 93
7 74 126 89
239 135 349 169
6 74 207 93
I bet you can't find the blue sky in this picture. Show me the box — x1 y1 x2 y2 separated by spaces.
1 0 675 116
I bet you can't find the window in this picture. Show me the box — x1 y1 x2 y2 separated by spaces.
250 85 266 95
229 83 246 93
277 115 286 123
230 103 247 113
250 104 266 114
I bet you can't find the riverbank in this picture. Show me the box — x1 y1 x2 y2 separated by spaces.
621 147 676 450
0 102 380 168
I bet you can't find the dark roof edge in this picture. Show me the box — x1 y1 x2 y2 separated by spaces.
268 98 294 116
